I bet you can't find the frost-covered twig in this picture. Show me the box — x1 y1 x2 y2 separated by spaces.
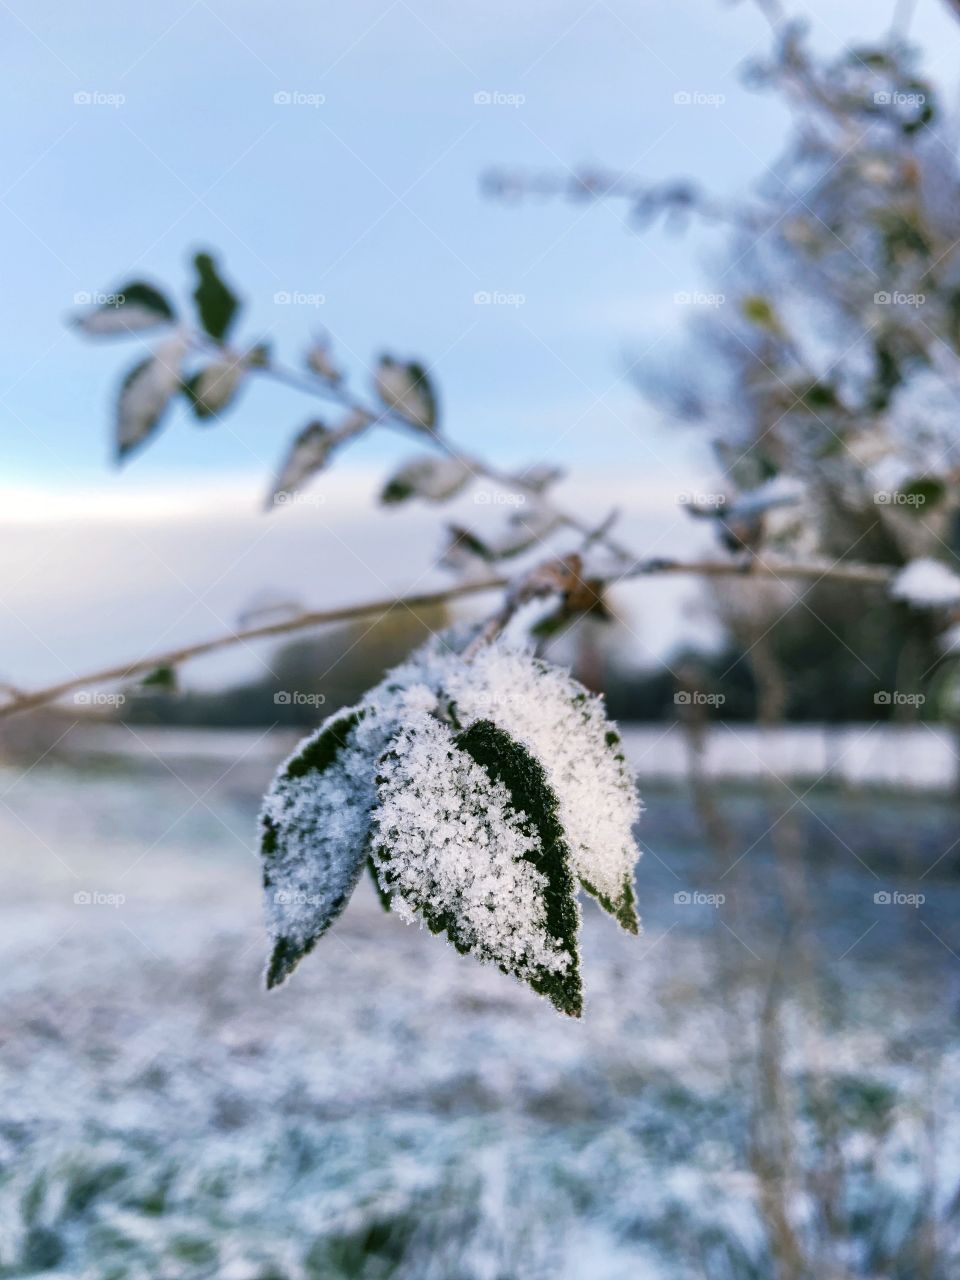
0 554 894 720
187 313 639 566
0 578 506 721
462 555 586 658
250 345 639 566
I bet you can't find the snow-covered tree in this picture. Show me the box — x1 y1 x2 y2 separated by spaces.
487 9 960 716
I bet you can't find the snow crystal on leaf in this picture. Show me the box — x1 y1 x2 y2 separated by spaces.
260 708 381 987
259 686 453 986
443 646 641 930
366 632 642 931
891 558 960 609
371 713 582 1015
258 628 641 1010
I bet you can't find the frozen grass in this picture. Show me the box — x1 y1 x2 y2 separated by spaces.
0 749 958 1279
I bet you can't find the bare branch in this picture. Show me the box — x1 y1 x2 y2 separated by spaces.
0 555 893 721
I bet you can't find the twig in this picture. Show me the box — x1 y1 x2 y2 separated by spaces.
0 577 507 721
244 346 640 566
0 555 893 720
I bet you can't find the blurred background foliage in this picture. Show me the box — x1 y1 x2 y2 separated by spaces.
70 21 960 731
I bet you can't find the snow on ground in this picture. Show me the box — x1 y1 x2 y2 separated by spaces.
0 743 959 1278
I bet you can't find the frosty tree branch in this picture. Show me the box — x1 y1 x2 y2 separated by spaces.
248 344 640 566
0 555 893 720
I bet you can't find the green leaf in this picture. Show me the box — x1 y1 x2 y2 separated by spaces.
141 665 178 692
567 717 639 934
440 507 563 567
283 708 364 779
245 341 272 368
900 476 946 514
440 524 495 570
740 294 779 331
381 478 416 505
71 280 177 337
261 709 369 988
454 719 583 1017
192 252 240 342
580 874 638 933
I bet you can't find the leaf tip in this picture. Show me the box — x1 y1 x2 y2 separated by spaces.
264 937 300 989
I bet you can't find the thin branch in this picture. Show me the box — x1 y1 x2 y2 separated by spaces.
0 578 508 721
245 347 640 566
0 555 893 721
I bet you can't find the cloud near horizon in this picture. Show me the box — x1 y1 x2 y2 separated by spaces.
0 466 718 694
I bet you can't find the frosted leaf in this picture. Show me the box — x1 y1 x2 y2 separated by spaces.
497 502 563 553
115 335 187 463
258 630 640 1012
374 356 438 430
372 714 582 1016
891 558 960 608
259 691 420 984
367 633 642 931
366 855 392 910
265 420 336 509
183 356 247 418
381 455 472 505
439 525 495 576
71 281 176 336
260 708 378 987
305 331 342 383
446 647 640 929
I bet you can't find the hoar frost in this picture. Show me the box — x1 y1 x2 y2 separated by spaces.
260 710 375 987
426 642 641 926
373 713 580 1012
891 558 960 609
258 631 642 1015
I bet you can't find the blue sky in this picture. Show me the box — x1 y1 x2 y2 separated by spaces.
2 0 958 687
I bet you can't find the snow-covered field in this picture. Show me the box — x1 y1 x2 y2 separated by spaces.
58 720 960 791
1 739 959 1278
